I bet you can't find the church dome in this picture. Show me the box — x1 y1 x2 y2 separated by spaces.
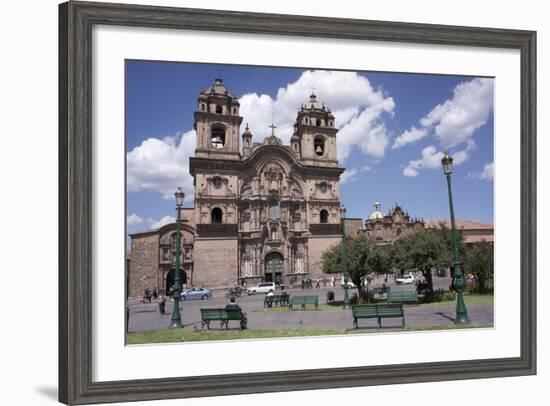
204 78 230 97
368 201 384 221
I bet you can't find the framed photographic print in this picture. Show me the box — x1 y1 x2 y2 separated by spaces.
59 1 536 404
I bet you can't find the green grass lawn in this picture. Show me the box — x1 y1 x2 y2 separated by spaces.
127 328 348 344
127 323 487 344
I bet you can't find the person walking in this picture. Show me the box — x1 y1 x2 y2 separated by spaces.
331 276 335 287
157 290 167 315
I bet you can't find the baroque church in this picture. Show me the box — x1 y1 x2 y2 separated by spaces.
128 78 345 298
363 201 425 244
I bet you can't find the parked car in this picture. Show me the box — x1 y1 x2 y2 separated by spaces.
246 282 276 295
396 274 416 285
341 280 357 288
180 287 212 300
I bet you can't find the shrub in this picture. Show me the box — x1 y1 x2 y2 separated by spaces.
422 289 455 303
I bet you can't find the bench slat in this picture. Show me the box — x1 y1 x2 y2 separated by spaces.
352 304 405 329
200 308 247 330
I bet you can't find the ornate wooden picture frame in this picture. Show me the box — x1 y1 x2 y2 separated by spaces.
59 1 536 404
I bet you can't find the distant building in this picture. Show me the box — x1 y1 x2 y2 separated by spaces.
360 201 494 246
343 218 363 238
363 202 424 244
425 220 494 244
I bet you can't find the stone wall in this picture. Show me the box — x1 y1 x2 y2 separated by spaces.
344 218 363 238
192 238 238 288
307 235 341 280
128 233 158 299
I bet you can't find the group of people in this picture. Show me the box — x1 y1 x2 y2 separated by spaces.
152 288 244 318
300 277 331 289
141 287 158 303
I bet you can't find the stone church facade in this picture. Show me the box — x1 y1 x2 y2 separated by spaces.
128 78 345 298
363 201 425 244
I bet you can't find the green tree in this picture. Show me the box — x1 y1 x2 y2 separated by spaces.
322 236 376 299
463 242 494 293
370 245 392 275
391 227 455 299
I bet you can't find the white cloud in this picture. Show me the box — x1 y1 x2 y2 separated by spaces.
392 127 428 149
149 216 176 229
467 162 494 181
127 130 196 200
400 78 492 177
340 167 359 184
360 165 373 172
238 70 395 161
403 141 476 177
126 213 143 227
403 146 444 177
420 78 493 149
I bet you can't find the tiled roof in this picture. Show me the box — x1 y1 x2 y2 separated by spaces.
425 220 494 230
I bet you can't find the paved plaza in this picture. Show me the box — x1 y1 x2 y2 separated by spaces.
127 278 494 334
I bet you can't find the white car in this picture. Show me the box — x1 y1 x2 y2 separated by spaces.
246 282 276 295
341 280 357 288
396 274 416 285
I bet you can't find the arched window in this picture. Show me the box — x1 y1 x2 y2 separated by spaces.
211 207 223 224
215 105 223 114
314 136 325 156
211 127 225 149
268 199 279 219
320 209 329 223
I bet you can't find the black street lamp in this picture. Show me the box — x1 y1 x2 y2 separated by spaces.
170 187 185 329
340 205 350 309
441 152 470 325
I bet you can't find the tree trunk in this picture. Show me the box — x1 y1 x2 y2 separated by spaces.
352 275 368 301
422 266 434 301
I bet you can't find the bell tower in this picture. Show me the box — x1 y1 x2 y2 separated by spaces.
294 92 338 167
193 78 242 160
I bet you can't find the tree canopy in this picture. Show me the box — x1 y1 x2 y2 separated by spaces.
322 236 390 299
463 242 494 293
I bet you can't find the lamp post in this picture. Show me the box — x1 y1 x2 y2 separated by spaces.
170 187 185 329
340 205 350 309
441 152 470 325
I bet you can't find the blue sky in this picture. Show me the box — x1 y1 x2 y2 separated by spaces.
126 60 494 235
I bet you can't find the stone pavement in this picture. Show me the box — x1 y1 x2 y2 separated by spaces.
128 283 493 333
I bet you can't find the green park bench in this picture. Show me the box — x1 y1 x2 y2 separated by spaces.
387 290 419 305
289 295 319 310
264 294 290 308
200 308 247 330
352 303 405 329
372 286 390 301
